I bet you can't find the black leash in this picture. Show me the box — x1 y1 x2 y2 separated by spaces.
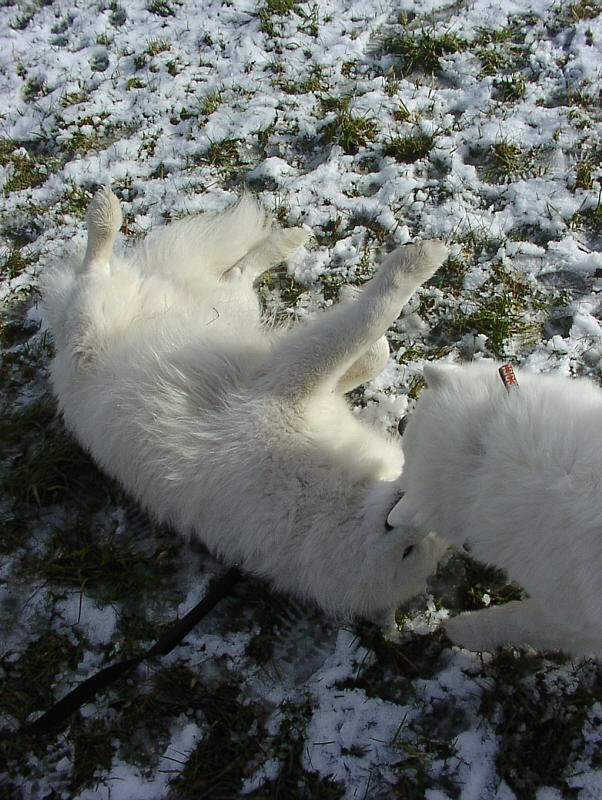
24 566 243 736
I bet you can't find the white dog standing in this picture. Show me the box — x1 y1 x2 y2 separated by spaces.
388 361 602 657
42 186 449 629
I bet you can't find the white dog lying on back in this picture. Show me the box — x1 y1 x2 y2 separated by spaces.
42 186 449 629
388 361 602 657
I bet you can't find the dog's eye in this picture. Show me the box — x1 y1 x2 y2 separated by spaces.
397 415 408 436
402 545 414 560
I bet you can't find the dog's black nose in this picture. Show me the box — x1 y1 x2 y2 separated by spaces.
397 415 408 436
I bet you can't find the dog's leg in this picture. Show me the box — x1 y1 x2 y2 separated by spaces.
333 285 390 392
266 241 447 398
220 227 308 284
70 187 158 363
444 599 576 654
336 337 390 392
266 240 447 399
83 186 122 273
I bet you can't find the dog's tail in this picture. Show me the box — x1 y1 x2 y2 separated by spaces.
83 185 122 272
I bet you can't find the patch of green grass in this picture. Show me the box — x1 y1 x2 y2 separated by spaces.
60 88 90 107
108 1 126 26
146 36 171 56
66 667 259 794
480 651 601 796
453 555 523 612
474 22 530 76
126 77 146 90
0 323 48 397
59 116 138 159
484 141 540 183
96 32 112 47
166 58 181 76
279 64 326 94
297 2 319 37
258 265 307 322
477 46 508 76
246 700 345 799
0 137 16 166
446 264 570 357
2 149 54 195
22 75 49 102
567 0 602 21
493 73 527 102
200 86 224 116
574 158 595 190
138 129 162 159
429 252 467 293
146 0 175 17
258 0 296 34
58 184 93 217
320 96 378 155
69 717 115 795
167 678 268 797
567 78 598 108
0 246 35 281
379 30 467 76
346 211 389 249
258 0 296 36
570 194 602 232
459 289 538 356
0 632 81 726
313 214 345 249
30 517 179 604
266 0 295 12
10 8 35 30
3 426 103 509
1 392 115 513
198 138 242 174
384 132 435 163
338 622 448 701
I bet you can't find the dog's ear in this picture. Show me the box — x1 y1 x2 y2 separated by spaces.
423 362 456 388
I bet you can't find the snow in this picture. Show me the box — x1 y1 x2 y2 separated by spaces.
0 0 600 798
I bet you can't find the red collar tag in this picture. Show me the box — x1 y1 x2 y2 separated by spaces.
498 363 519 392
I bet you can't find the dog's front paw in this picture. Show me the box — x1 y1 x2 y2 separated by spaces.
415 238 449 265
404 239 449 279
382 239 449 286
272 226 310 260
444 612 496 652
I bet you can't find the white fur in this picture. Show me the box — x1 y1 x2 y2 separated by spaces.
42 186 449 628
388 361 602 657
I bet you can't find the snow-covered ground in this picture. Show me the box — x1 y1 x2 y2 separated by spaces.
0 1 600 798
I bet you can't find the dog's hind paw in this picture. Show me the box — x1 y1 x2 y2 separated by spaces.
87 185 122 237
